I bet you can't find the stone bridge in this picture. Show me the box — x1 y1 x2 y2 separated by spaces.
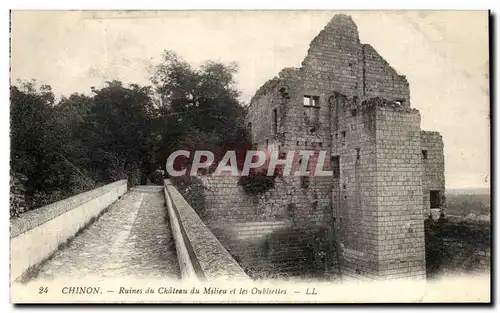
10 180 249 283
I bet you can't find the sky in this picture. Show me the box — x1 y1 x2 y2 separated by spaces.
10 10 490 189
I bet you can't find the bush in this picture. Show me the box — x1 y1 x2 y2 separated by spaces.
171 176 207 218
10 171 27 217
425 214 491 277
238 169 276 195
148 170 164 185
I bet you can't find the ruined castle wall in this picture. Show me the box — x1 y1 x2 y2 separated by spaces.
201 175 334 277
201 175 332 233
300 15 363 99
421 131 446 216
362 44 411 105
334 105 379 279
201 175 286 223
247 78 281 146
277 72 334 232
246 51 337 232
374 107 426 279
330 102 380 280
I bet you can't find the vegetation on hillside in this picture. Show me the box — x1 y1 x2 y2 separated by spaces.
445 193 490 217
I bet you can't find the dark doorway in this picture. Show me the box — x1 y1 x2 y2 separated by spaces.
430 190 441 208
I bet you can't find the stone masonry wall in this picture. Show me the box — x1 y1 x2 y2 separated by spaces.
247 78 282 146
201 174 335 278
201 175 331 234
363 44 411 105
421 131 446 217
331 99 379 279
374 106 426 279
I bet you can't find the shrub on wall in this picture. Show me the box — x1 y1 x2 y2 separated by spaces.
238 169 277 195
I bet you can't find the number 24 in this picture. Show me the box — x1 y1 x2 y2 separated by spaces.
38 287 48 294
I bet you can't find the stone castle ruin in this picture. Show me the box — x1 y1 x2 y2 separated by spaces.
203 14 445 280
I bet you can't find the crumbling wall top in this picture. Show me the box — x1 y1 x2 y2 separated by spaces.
278 67 301 80
361 97 418 113
421 130 443 139
316 14 360 43
249 77 281 106
363 44 407 80
325 14 359 33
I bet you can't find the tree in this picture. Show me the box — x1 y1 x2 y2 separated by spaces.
151 50 252 174
80 81 158 184
10 81 81 208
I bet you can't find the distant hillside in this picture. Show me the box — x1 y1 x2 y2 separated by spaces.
445 188 490 217
446 187 490 196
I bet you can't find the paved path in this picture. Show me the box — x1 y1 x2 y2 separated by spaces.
30 186 180 281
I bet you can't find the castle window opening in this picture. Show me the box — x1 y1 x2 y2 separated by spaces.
394 99 405 106
279 87 289 99
303 95 320 107
301 176 310 189
272 108 278 134
351 109 357 116
422 150 428 160
356 148 360 160
331 155 340 178
303 96 309 106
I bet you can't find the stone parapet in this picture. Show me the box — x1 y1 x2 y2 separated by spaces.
164 180 250 281
10 180 128 281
